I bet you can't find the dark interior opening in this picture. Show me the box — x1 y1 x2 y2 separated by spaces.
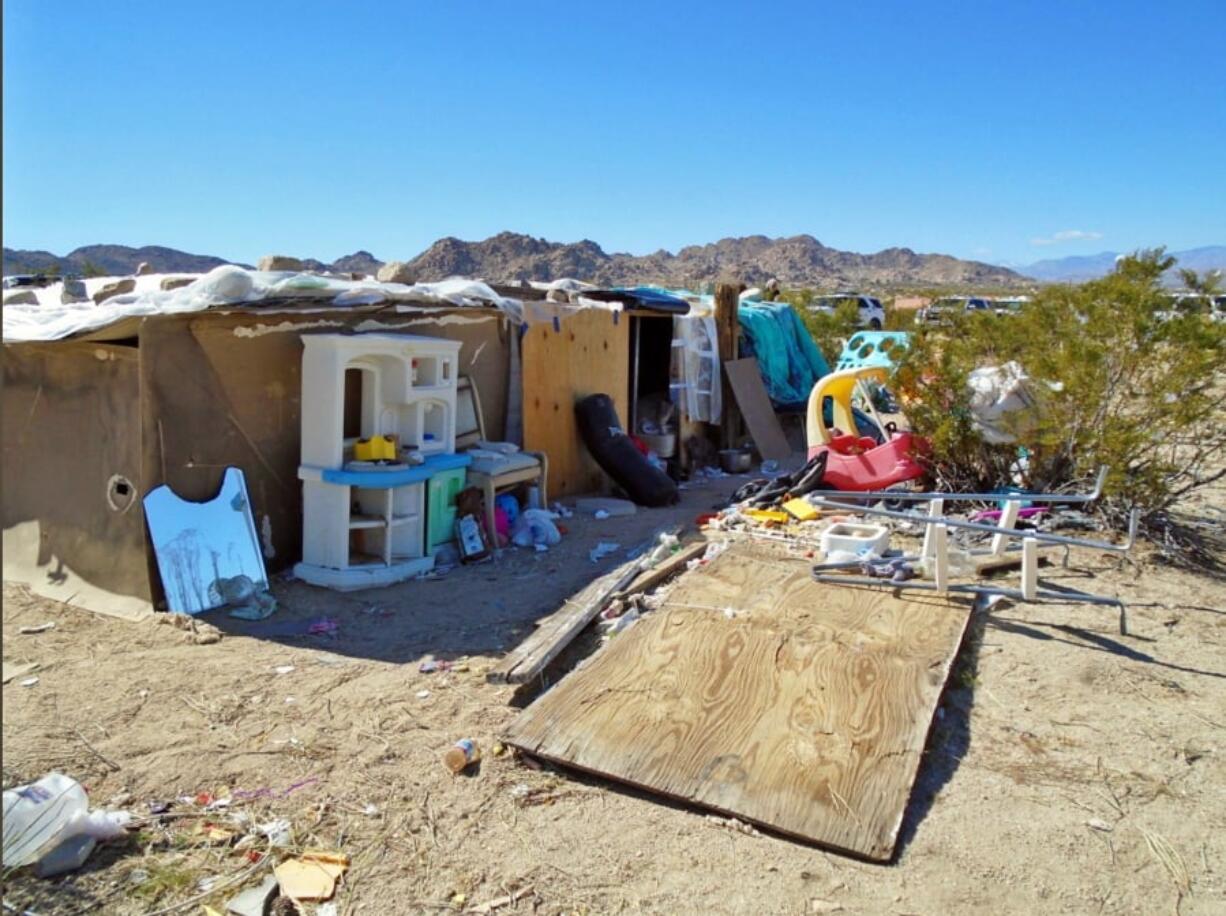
630 316 675 433
343 369 363 439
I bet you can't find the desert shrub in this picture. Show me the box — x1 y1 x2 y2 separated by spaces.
893 249 1226 527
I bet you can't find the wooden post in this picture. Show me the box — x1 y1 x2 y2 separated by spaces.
990 499 1020 556
714 281 742 450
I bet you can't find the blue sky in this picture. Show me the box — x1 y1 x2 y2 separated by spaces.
4 1 1224 267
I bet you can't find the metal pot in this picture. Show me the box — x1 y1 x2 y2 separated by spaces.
719 448 753 474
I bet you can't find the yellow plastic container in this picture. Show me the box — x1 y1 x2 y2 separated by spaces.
353 435 398 461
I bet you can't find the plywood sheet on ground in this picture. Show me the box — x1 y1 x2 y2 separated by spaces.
522 310 629 498
504 541 972 860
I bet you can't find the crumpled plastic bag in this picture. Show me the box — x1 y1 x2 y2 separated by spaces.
510 509 562 549
966 361 1055 444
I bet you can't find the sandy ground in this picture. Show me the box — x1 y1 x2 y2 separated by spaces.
3 471 1225 916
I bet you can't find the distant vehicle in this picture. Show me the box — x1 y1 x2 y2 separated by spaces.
915 296 992 325
809 292 886 329
1157 292 1216 321
992 296 1030 316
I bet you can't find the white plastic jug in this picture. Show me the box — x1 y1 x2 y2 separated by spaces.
2 773 89 868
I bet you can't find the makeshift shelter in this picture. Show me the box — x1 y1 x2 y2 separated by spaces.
1 269 727 617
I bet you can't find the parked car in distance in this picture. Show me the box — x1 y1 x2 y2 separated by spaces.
1156 292 1219 321
992 295 1030 316
809 292 886 329
914 296 992 325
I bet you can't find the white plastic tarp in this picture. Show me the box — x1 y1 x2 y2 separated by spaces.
2 267 526 342
670 309 722 424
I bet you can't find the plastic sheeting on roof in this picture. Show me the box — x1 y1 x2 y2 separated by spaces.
1 267 525 342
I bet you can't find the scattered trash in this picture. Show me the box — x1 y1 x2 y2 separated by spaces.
511 509 562 550
273 850 349 901
308 617 339 637
706 814 760 837
416 689 431 700
468 886 534 913
2 661 40 684
231 776 320 802
158 612 223 645
589 541 621 563
809 900 845 914
362 803 379 817
860 556 917 583
602 608 640 636
443 738 481 775
575 496 637 517
2 772 131 874
256 818 292 848
1087 818 1114 832
33 832 97 878
594 509 610 520
225 874 279 916
195 820 238 844
218 574 278 620
782 498 820 521
18 622 56 634
419 657 453 674
759 460 785 478
820 522 890 557
20 676 39 687
550 502 574 519
273 665 295 675
491 741 507 757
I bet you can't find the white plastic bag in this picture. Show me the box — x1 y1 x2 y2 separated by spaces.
510 509 562 549
967 361 1042 444
2 773 131 870
3 773 89 867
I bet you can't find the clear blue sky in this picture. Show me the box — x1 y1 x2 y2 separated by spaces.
4 0 1224 267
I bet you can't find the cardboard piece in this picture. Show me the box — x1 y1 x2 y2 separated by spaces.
723 358 792 462
273 851 349 901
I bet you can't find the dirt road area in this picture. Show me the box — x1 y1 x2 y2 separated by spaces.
3 474 1225 915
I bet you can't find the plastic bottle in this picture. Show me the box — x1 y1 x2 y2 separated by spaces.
33 834 96 878
2 773 89 868
443 739 481 774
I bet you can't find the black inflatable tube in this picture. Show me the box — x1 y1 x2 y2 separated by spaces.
575 394 680 507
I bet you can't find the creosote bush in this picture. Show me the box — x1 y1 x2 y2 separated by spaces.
892 250 1226 527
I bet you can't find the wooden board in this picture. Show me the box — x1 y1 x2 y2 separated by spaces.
724 358 791 462
488 541 708 685
504 541 972 860
522 309 630 498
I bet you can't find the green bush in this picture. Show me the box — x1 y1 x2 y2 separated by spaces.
893 249 1226 524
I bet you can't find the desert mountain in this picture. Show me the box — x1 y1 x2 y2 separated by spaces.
2 244 243 277
5 234 1028 288
403 232 1027 288
1018 246 1226 283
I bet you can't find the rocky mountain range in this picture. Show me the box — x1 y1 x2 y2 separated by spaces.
403 233 1026 288
4 234 1027 288
2 244 244 277
1019 246 1226 283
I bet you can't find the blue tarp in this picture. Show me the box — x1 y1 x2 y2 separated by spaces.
737 302 830 410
